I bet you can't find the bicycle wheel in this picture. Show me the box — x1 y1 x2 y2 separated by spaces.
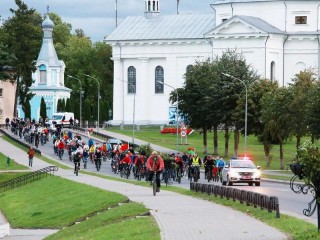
83 161 87 169
177 170 181 183
153 176 157 196
76 165 79 176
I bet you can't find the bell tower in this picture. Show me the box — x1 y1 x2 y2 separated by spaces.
144 0 160 19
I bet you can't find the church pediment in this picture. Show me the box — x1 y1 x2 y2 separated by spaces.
205 15 283 38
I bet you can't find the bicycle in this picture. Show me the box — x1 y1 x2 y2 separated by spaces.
74 161 80 176
162 168 173 186
120 164 130 179
135 164 144 181
152 169 157 196
206 166 213 182
190 165 200 183
83 156 88 169
176 166 183 184
95 157 102 171
58 149 64 160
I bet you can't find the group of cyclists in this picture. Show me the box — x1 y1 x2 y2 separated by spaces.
5 117 226 190
6 117 50 148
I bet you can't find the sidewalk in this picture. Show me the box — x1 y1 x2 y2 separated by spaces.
0 136 288 240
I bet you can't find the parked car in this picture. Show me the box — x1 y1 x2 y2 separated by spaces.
221 158 261 186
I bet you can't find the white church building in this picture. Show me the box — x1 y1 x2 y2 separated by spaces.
105 0 320 125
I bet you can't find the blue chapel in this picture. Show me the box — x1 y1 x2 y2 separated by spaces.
17 13 71 120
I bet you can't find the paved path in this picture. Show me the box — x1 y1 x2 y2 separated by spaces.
0 135 288 240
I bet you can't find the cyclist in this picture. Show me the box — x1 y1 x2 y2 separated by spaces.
204 155 215 180
146 151 164 192
189 153 201 180
94 147 102 171
57 139 66 159
73 146 83 173
216 156 225 175
119 152 131 172
82 144 89 168
133 152 145 178
175 153 184 180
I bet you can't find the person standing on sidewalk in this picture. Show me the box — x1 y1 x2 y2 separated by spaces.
27 146 36 167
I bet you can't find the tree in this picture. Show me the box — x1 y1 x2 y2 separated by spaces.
306 80 320 142
261 87 293 169
179 59 219 154
2 0 42 117
61 99 66 112
216 49 258 157
247 79 278 166
289 69 316 150
40 97 47 120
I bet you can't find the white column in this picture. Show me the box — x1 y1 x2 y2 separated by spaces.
112 57 124 124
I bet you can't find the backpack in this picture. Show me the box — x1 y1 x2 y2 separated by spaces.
218 160 225 168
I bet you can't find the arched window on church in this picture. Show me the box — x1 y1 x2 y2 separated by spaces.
270 61 276 81
128 66 136 94
39 64 47 84
186 64 193 73
155 66 164 94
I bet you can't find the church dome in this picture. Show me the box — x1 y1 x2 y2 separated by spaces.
42 15 54 29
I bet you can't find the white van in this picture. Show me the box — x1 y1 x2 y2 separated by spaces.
47 112 74 130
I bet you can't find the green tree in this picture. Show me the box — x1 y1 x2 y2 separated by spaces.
61 99 66 112
289 69 316 150
261 87 293 169
216 50 257 157
40 97 47 119
2 0 42 117
65 98 73 112
179 59 219 154
306 80 320 142
247 79 278 166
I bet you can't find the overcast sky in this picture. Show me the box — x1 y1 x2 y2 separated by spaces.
1 0 214 42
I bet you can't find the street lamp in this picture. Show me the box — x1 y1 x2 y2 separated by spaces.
67 75 83 128
84 74 100 132
119 79 136 145
222 73 248 156
157 81 179 152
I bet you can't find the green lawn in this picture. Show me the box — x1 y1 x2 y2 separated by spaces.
0 172 28 183
0 152 29 171
105 126 304 170
0 175 159 240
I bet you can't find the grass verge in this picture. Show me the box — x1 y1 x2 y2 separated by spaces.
1 135 71 170
0 151 29 171
0 172 28 183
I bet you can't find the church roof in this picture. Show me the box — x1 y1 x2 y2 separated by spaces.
235 15 283 34
205 15 283 36
105 14 215 41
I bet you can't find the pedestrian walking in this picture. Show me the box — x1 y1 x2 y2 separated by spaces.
27 146 36 167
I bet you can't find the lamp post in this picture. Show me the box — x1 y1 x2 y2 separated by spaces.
119 79 136 145
157 81 179 152
84 74 100 132
222 73 248 156
67 75 83 128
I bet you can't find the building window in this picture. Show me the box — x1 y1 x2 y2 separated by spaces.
127 66 136 94
39 64 47 84
155 66 164 94
295 16 307 24
0 88 2 97
222 18 228 22
270 61 276 81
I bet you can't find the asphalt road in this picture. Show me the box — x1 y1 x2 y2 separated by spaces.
8 128 317 222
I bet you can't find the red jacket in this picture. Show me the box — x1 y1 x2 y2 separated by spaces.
146 155 164 172
57 141 65 149
120 156 131 165
134 156 145 165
